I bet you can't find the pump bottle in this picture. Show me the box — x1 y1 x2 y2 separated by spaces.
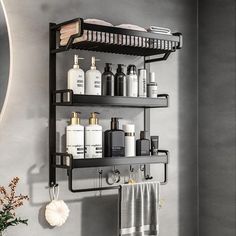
85 57 101 95
104 118 125 157
85 112 103 158
67 55 85 95
66 112 84 160
102 63 115 96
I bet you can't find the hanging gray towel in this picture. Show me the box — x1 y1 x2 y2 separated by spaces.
119 182 160 236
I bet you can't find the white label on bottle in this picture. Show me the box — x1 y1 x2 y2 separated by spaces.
66 128 84 159
85 128 102 158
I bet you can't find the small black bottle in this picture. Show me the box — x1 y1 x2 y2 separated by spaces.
136 131 150 156
115 64 126 96
104 118 125 157
102 63 114 96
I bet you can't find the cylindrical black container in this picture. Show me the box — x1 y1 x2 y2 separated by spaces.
102 63 114 96
115 64 126 96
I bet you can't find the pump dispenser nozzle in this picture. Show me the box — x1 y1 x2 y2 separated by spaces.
91 56 100 70
89 112 100 125
70 111 81 125
73 55 84 68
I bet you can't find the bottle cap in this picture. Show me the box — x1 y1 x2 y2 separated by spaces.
117 64 125 73
122 124 135 133
111 117 122 130
89 112 99 125
104 63 113 72
140 131 147 139
127 65 137 74
150 72 156 83
70 112 81 125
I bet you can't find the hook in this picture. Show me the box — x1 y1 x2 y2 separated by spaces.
140 165 145 172
130 165 134 172
49 184 59 201
144 165 153 180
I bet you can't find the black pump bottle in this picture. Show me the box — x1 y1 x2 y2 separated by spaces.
115 64 126 96
102 63 114 96
104 118 125 157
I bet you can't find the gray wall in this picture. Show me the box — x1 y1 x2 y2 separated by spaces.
199 0 236 236
0 0 198 236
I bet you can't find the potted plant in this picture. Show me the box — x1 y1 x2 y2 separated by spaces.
0 177 29 235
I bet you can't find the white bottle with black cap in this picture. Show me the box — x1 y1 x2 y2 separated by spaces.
127 65 138 97
147 72 158 98
67 55 85 95
66 112 84 160
123 124 135 157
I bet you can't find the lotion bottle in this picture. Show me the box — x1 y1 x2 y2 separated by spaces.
66 112 84 160
67 55 85 95
123 124 136 157
147 72 158 98
127 65 138 97
85 112 103 158
85 57 102 95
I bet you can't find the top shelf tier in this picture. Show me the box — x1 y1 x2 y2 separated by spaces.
50 18 183 57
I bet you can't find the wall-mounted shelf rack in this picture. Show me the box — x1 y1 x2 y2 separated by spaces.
49 17 182 192
50 18 182 63
53 150 168 192
54 89 169 108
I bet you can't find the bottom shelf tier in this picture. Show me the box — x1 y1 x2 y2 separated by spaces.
53 150 168 169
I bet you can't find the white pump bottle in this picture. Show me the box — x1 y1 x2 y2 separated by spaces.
85 56 101 95
67 55 85 95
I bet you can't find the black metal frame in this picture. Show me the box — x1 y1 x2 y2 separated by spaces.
49 18 182 192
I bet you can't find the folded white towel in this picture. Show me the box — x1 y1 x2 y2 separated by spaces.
148 26 171 35
116 24 147 32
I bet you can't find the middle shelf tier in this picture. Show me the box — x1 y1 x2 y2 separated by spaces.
53 150 169 169
54 89 169 108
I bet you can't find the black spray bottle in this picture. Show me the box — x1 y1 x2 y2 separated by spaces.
136 131 150 156
104 118 125 157
115 64 126 96
102 63 114 96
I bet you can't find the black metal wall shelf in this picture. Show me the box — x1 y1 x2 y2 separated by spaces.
50 18 182 63
54 150 168 169
49 17 182 192
54 89 169 108
53 150 168 192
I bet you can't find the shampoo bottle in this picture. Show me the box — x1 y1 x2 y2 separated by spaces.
115 64 126 96
85 112 103 158
127 65 138 97
102 63 114 96
85 57 102 95
104 118 125 157
66 112 84 160
67 55 85 95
